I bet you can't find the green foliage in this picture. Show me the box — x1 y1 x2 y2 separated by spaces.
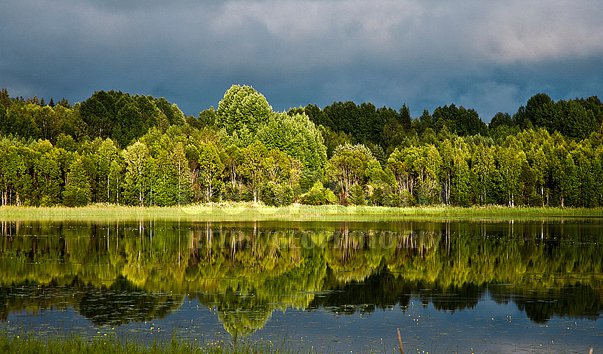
240 141 269 203
198 106 217 127
153 144 192 206
1 87 603 208
469 142 496 205
30 140 64 206
348 183 366 205
386 144 441 205
319 101 392 146
513 93 601 139
432 104 487 136
326 144 377 204
195 141 225 202
216 85 272 135
79 90 186 147
2 103 42 139
122 141 151 206
496 140 527 207
257 112 327 190
299 181 337 205
63 155 92 207
317 125 352 159
261 181 294 207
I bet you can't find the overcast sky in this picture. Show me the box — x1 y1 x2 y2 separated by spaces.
1 0 602 121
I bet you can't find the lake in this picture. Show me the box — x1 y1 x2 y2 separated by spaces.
0 219 601 352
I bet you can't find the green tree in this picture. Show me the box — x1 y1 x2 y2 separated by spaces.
386 145 441 205
122 141 152 206
55 105 87 140
32 105 60 141
299 181 337 205
413 145 442 205
79 90 118 139
11 143 34 205
318 125 352 158
198 106 217 127
0 138 28 205
240 141 269 203
326 144 376 204
470 142 495 205
152 143 190 206
63 155 92 206
515 129 552 206
154 97 187 126
551 147 578 207
196 142 225 202
399 104 412 130
97 138 120 203
261 181 294 206
432 104 486 136
263 149 301 187
108 160 123 204
173 142 193 205
30 140 64 206
3 103 41 139
222 144 245 201
384 148 405 188
496 140 527 207
260 148 301 206
348 183 366 205
114 99 144 147
257 112 327 189
216 85 272 135
439 138 472 206
381 115 406 155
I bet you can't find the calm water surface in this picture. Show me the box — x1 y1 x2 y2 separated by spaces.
0 219 601 353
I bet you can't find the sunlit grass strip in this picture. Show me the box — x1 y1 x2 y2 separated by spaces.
0 203 602 222
0 335 281 354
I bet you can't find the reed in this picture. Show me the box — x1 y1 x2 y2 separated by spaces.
1 203 601 222
0 335 281 354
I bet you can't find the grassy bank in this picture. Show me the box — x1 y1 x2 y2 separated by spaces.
0 335 279 354
1 203 602 222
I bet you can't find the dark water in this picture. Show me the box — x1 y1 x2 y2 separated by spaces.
0 219 601 353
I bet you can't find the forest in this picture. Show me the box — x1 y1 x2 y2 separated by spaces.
0 85 602 208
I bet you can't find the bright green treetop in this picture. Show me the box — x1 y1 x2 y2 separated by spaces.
257 112 327 189
216 85 272 135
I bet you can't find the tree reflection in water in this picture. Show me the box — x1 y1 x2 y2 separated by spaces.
0 219 600 336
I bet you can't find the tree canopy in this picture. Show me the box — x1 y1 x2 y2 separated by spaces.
0 86 602 207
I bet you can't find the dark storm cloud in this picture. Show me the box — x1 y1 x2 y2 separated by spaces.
1 0 602 120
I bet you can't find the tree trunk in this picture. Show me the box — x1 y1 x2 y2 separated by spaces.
177 160 181 206
207 180 213 203
230 165 237 190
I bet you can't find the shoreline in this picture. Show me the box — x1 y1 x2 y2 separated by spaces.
1 203 602 222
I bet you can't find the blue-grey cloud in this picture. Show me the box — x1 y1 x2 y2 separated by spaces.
1 0 602 121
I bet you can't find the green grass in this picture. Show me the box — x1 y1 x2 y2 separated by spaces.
0 335 284 354
0 203 601 222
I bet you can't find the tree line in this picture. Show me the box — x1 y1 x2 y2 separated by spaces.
0 85 602 207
